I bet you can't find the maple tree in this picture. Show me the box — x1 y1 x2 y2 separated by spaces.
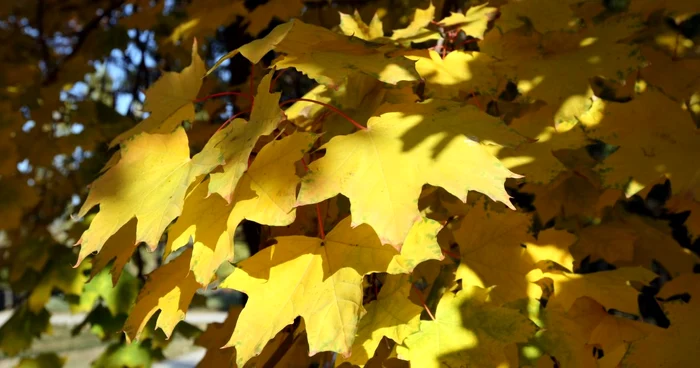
1 0 699 367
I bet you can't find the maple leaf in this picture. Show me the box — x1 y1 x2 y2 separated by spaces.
494 18 646 125
580 89 700 200
528 267 656 315
622 273 700 367
123 248 200 342
497 0 580 34
524 169 608 222
406 50 502 99
667 193 700 241
628 0 700 19
76 267 139 316
453 198 575 303
339 10 384 41
110 42 205 146
0 176 39 231
88 220 138 286
570 223 638 264
390 3 438 43
493 104 590 184
615 212 699 277
195 307 239 367
338 274 422 366
204 72 284 201
528 297 607 368
0 306 50 357
218 216 443 367
208 19 420 86
297 99 524 247
397 286 536 368
15 353 64 368
76 127 222 264
166 132 318 285
440 4 498 39
640 46 700 102
27 249 90 313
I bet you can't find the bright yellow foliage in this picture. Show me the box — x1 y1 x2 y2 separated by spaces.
218 216 443 366
123 248 200 342
297 100 524 247
111 43 205 146
166 132 317 285
397 286 536 368
76 127 221 264
205 72 284 201
339 274 421 367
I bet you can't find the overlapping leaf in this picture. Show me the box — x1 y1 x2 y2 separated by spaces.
298 99 525 247
166 132 317 285
218 216 443 366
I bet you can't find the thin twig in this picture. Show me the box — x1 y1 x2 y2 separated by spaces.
279 98 366 131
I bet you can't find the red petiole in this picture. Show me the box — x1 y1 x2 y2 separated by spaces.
279 98 366 131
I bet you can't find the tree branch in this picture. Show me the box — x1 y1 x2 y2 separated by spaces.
43 0 126 85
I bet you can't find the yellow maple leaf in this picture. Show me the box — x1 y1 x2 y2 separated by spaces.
406 50 502 99
338 274 422 367
397 286 536 368
497 0 580 34
615 212 699 277
525 169 605 222
339 10 384 41
454 198 574 303
628 0 700 19
0 176 39 231
440 3 498 39
208 19 420 86
297 99 524 247
495 18 646 125
110 42 205 146
588 311 661 356
667 193 700 241
570 223 637 265
89 219 138 286
166 132 318 285
390 3 437 43
581 89 700 200
218 216 443 366
528 297 606 368
123 248 200 342
493 104 590 184
622 273 700 367
195 307 241 367
204 72 284 201
28 250 90 313
527 228 578 272
528 267 656 315
76 127 222 264
640 46 700 102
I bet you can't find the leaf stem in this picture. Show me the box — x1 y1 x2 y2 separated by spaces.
301 157 326 239
279 98 367 131
249 62 255 108
194 91 252 103
215 109 251 133
441 248 460 259
316 203 326 239
412 284 436 321
270 68 288 92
